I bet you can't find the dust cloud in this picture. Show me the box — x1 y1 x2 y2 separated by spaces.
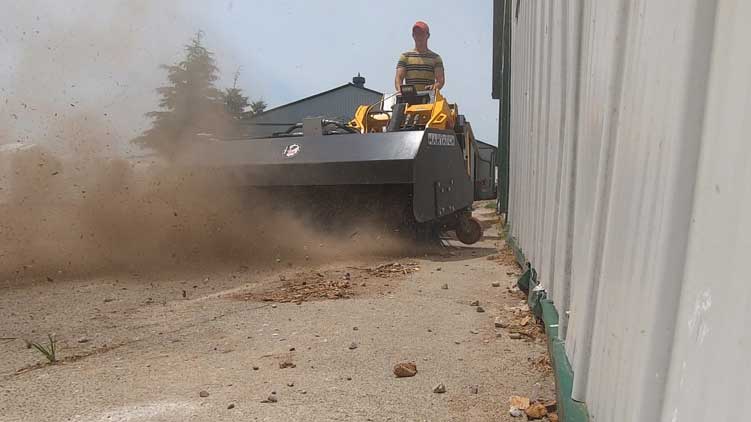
0 128 412 283
1 3 414 284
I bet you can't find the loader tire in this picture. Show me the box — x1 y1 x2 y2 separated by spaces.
456 216 482 245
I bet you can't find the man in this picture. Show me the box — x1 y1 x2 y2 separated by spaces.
394 21 445 93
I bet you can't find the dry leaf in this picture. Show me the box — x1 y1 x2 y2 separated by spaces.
509 395 530 410
525 402 547 419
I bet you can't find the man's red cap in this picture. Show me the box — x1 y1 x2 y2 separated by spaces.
412 21 430 34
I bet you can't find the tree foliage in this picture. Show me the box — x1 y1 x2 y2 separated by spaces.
248 100 267 116
133 31 250 157
224 68 250 117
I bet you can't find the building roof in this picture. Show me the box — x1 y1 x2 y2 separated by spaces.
247 83 383 119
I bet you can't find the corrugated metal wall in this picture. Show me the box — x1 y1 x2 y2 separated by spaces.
505 0 751 421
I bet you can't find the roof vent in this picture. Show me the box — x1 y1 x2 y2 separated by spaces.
352 73 365 88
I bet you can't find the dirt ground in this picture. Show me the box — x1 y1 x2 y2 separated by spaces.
0 205 554 422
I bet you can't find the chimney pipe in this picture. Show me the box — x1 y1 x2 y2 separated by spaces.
352 73 365 88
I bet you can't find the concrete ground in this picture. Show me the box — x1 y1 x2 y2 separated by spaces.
0 206 554 421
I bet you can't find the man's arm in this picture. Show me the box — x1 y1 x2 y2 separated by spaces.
433 66 445 90
394 67 406 93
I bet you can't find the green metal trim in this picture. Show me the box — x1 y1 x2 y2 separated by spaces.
527 272 543 319
496 0 512 213
517 268 532 293
506 230 590 421
541 300 590 422
505 232 527 269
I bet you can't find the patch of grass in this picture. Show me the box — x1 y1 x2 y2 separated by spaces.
483 201 498 210
30 334 57 363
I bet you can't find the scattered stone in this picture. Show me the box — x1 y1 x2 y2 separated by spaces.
454 340 461 345
509 407 523 417
470 385 479 394
349 342 358 350
525 403 548 419
77 337 90 344
353 326 359 331
287 382 294 387
103 298 114 303
199 390 210 398
492 281 501 287
470 329 479 334
432 383 446 393
476 306 485 313
252 365 259 370
469 300 480 306
301 390 307 394
346 376 352 381
279 360 296 369
289 347 295 351
427 329 432 332
227 403 235 409
271 304 277 309
509 333 523 340
494 318 508 328
436 267 442 271
264 394 278 403
441 283 449 290
393 362 417 378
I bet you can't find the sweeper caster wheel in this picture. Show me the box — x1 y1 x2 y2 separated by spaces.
456 216 482 245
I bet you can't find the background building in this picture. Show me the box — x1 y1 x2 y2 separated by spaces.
241 74 383 138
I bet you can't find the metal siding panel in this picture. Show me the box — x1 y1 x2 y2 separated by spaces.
539 0 559 302
567 0 628 403
661 1 749 421
552 0 583 340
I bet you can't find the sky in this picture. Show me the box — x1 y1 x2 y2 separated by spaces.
1 0 498 154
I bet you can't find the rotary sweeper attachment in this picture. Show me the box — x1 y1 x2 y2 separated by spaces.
178 86 495 245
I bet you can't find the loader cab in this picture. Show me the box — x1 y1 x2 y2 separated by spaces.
348 85 456 134
396 84 432 106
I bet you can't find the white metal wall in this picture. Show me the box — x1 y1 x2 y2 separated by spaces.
507 1 751 421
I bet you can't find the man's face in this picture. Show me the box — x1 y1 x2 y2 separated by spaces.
412 29 429 43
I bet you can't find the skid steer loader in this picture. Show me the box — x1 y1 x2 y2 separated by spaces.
179 85 494 244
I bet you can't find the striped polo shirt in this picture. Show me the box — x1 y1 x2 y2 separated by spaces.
396 49 444 91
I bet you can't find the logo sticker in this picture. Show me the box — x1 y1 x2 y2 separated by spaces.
283 143 301 158
427 133 456 146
